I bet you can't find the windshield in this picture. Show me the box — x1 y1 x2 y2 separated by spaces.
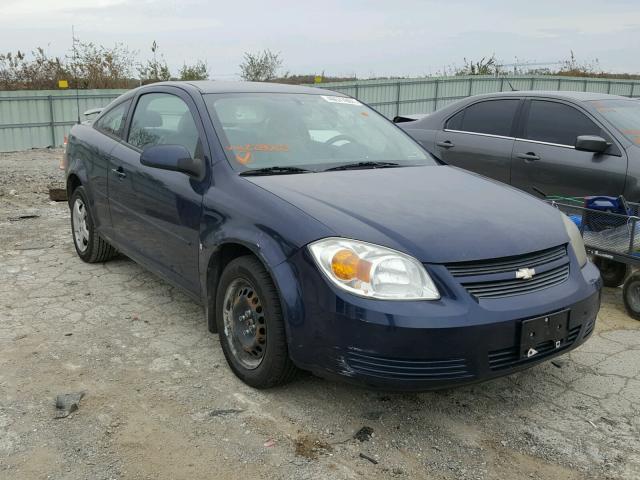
590 99 640 145
203 93 433 172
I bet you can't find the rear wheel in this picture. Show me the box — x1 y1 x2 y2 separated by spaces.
623 272 640 320
215 255 297 388
593 258 629 288
69 186 117 263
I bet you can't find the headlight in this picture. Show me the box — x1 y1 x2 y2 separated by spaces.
308 238 440 300
562 214 587 267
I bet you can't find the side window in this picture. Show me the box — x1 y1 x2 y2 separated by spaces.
94 100 131 138
525 100 603 146
457 99 520 136
445 110 464 130
128 93 202 159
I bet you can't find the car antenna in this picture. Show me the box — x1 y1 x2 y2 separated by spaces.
507 80 518 92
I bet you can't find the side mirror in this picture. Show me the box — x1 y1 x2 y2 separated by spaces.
575 135 610 154
140 144 204 177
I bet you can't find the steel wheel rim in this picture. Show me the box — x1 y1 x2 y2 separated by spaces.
627 281 640 312
222 278 267 370
72 198 90 253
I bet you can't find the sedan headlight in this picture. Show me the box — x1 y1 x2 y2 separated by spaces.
562 214 587 267
308 238 440 300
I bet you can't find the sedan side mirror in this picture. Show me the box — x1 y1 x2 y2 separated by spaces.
140 144 204 177
575 135 610 154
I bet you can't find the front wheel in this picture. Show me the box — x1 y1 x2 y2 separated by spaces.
215 255 298 388
69 186 117 263
623 272 640 320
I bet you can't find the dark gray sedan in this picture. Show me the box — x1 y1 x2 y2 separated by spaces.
399 91 640 201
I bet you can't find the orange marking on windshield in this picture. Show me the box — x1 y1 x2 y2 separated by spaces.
226 144 289 152
360 111 369 117
235 151 252 164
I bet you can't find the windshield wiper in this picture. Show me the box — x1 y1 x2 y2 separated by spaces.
323 161 400 172
239 166 315 176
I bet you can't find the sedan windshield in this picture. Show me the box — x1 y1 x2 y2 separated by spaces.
204 93 433 172
590 99 640 145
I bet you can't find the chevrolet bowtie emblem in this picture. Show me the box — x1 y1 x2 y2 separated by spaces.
515 267 536 280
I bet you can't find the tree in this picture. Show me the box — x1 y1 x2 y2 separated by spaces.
239 49 282 82
138 41 171 84
69 42 135 89
179 60 209 80
455 55 502 76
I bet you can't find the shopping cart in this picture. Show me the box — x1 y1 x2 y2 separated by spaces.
547 195 640 320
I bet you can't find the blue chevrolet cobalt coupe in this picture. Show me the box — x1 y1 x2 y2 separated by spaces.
63 81 601 390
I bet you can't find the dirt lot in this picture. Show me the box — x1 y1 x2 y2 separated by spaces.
1 149 639 480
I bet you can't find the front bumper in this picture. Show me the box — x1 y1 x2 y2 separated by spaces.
279 249 602 391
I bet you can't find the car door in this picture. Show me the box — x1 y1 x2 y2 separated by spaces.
85 99 132 236
107 88 208 295
434 98 521 184
511 99 627 198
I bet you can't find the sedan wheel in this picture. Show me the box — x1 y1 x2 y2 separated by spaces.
215 255 298 388
222 278 267 370
72 197 90 253
69 186 117 263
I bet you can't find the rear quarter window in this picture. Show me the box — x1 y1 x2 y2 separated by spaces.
94 100 131 138
453 99 520 137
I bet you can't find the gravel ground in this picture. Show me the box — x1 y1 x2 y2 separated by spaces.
1 149 639 480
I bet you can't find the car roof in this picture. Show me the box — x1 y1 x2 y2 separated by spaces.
150 80 343 96
476 90 630 102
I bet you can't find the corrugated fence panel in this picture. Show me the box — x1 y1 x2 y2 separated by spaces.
3 77 640 151
0 89 126 152
310 75 640 119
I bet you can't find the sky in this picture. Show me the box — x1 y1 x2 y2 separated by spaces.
1 0 639 79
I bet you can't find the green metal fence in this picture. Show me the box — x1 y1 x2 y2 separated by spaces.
0 89 127 152
2 75 640 152
309 75 640 119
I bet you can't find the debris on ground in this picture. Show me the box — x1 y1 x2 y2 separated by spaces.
294 435 333 459
359 452 378 464
48 187 67 202
54 392 85 419
8 211 40 221
263 438 276 448
354 426 374 442
209 408 244 417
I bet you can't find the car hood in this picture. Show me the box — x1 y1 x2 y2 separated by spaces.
245 165 569 264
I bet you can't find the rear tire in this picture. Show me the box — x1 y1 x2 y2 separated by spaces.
215 255 298 388
594 258 628 288
69 186 117 263
623 272 640 321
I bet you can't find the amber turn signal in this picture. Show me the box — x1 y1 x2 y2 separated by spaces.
331 249 372 283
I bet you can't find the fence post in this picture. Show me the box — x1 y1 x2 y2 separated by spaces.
468 78 473 97
500 77 504 92
48 95 55 147
529 77 534 90
632 82 636 98
433 79 439 111
607 81 612 94
396 81 401 117
354 83 359 100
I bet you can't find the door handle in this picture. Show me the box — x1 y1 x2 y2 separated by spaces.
516 152 540 162
112 167 126 178
436 140 455 149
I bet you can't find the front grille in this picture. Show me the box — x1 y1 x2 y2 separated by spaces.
465 264 570 299
345 352 474 381
445 245 570 300
488 325 581 370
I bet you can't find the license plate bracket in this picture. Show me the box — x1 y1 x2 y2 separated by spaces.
520 310 569 359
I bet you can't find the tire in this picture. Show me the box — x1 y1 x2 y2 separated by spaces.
215 255 298 388
623 272 640 320
69 186 117 263
593 258 629 288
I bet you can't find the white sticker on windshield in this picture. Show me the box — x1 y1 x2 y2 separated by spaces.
321 95 361 106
